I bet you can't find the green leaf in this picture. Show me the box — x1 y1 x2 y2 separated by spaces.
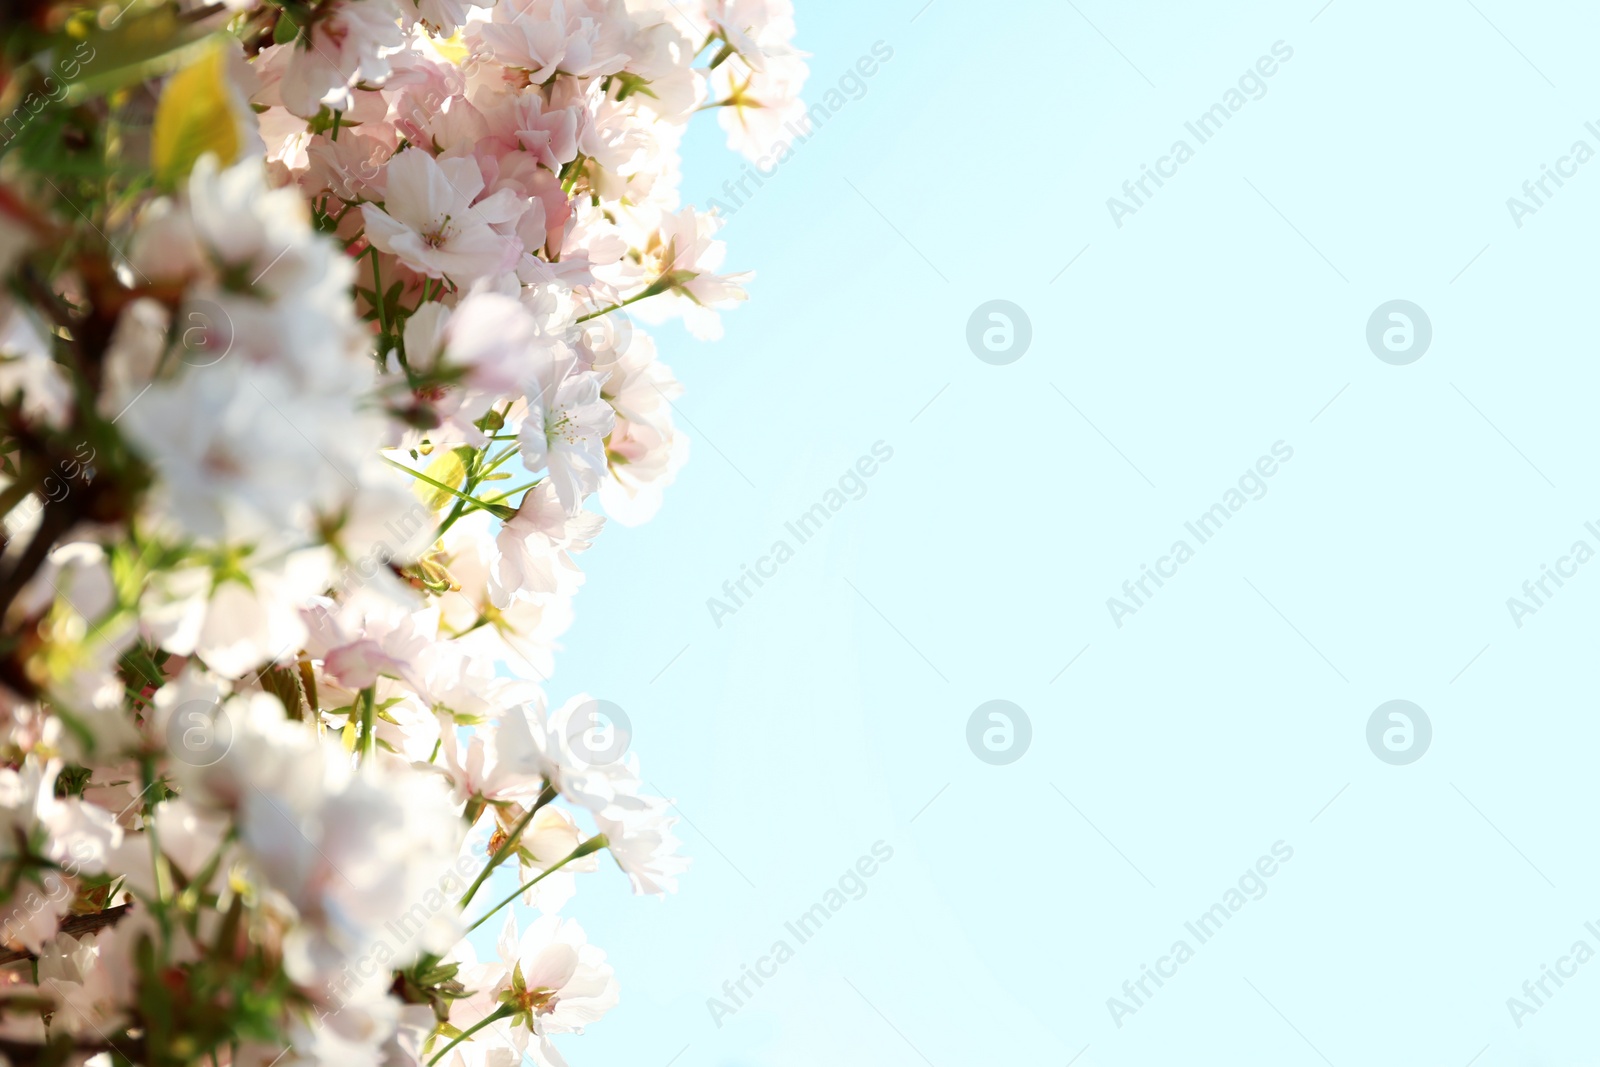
62 10 213 103
510 960 526 996
610 71 658 102
273 11 301 45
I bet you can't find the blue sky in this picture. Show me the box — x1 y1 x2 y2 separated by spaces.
471 2 1600 1064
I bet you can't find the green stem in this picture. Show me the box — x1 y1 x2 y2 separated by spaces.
357 685 376 761
464 834 607 936
380 455 510 514
479 441 522 477
177 829 236 921
431 444 523 537
369 245 388 336
574 281 671 323
426 1005 515 1066
480 480 539 505
139 759 173 951
430 411 516 540
432 498 468 540
457 784 558 907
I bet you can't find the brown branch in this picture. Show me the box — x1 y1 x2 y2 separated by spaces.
0 1031 143 1067
0 906 141 1064
0 903 133 966
0 491 81 622
15 266 76 339
178 0 230 21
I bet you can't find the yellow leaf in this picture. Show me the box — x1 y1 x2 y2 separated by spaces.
434 31 469 66
413 450 468 511
151 39 241 186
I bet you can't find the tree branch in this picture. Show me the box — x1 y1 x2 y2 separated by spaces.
0 903 133 966
0 1031 143 1067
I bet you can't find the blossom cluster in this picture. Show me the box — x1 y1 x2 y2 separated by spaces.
0 0 805 1062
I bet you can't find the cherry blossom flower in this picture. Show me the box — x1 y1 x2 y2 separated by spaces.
277 0 406 118
361 148 522 284
493 481 602 601
473 0 636 82
0 760 121 953
0 0 803 1056
399 291 565 443
630 205 752 339
486 694 652 818
36 929 130 1037
595 793 688 896
458 913 618 1062
593 331 686 525
517 361 615 511
0 300 70 428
